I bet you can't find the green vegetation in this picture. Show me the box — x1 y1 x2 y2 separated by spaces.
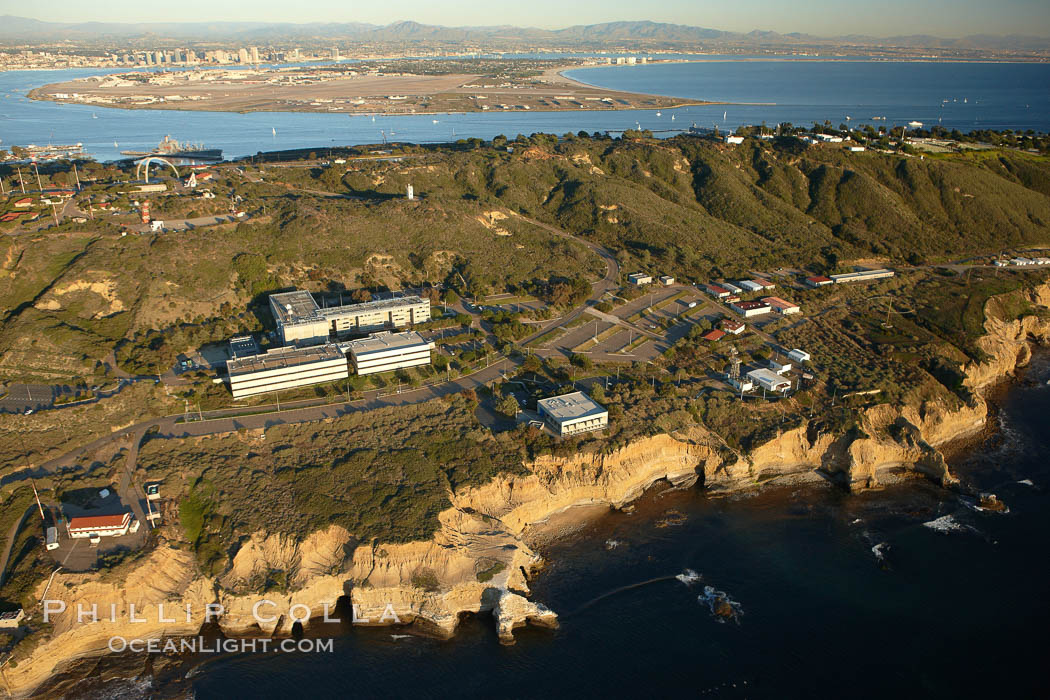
137 396 529 574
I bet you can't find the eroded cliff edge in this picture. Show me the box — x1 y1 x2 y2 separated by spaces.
5 282 1050 698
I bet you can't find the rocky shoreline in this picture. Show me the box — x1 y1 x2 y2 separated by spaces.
3 282 1049 699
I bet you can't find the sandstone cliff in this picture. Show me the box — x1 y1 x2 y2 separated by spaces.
4 282 1049 699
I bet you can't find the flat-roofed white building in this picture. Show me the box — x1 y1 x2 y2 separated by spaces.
628 272 652 286
769 359 793 374
269 290 431 346
344 331 435 376
830 269 895 284
67 512 132 539
537 391 608 437
226 343 349 399
748 368 791 393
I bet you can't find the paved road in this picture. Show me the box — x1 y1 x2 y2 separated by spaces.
517 215 621 346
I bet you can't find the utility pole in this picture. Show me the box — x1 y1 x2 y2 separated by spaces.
17 167 25 194
50 201 59 226
33 162 42 190
73 162 81 190
197 401 203 421
275 392 280 412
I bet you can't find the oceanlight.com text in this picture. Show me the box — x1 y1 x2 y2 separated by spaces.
107 636 335 654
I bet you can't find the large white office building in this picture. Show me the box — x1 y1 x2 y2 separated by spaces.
269 290 431 346
537 391 609 437
226 343 349 399
344 331 435 376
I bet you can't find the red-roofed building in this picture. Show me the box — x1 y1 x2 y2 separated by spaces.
720 319 745 334
67 512 132 539
0 212 22 222
762 296 801 315
705 284 730 298
700 329 726 342
729 300 772 317
805 275 833 287
13 197 32 208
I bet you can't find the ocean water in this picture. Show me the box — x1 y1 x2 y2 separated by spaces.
63 353 1047 699
0 59 1048 162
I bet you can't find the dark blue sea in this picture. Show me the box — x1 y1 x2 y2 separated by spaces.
69 352 1048 699
0 58 1048 161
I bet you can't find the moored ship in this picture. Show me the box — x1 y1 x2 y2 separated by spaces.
121 135 222 161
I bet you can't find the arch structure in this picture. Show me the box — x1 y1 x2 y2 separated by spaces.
136 157 179 183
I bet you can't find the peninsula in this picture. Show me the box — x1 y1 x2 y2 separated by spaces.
27 59 697 114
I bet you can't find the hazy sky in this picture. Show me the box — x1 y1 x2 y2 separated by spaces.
11 0 1050 38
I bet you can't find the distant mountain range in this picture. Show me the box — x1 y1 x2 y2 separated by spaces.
0 16 1046 51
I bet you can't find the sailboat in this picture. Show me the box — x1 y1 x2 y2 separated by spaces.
670 114 675 121
92 113 98 119
723 111 727 121
113 141 118 148
272 127 276 137
371 115 375 122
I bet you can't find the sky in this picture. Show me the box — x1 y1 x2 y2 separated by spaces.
7 0 1050 38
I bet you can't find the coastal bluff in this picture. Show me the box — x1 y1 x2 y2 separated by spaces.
4 282 1050 699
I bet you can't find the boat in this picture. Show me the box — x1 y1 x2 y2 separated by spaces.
656 111 661 117
908 121 923 128
670 114 675 121
272 127 276 137
432 119 439 124
120 135 222 161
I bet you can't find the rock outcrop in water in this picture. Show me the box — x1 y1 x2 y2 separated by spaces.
5 283 1050 698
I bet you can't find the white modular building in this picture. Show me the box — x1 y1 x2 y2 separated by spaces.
226 343 349 399
628 272 653 286
747 368 791 393
344 331 435 376
269 290 431 346
537 391 609 437
788 349 811 363
830 269 895 284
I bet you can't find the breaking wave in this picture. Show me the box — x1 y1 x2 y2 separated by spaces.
675 569 701 586
698 585 743 624
923 514 979 535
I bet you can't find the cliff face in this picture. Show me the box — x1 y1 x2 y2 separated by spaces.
6 282 1049 698
964 283 1050 390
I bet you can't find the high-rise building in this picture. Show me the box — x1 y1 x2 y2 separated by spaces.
250 46 260 63
331 46 340 60
238 48 250 64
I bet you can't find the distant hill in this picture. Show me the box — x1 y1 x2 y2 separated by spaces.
0 15 1046 51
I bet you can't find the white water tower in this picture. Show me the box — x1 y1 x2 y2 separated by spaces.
407 184 414 201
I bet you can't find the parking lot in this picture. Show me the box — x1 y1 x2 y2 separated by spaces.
46 490 147 572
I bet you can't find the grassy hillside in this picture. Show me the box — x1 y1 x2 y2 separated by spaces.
1 134 1048 384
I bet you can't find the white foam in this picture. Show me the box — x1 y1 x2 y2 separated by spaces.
923 514 978 535
675 568 701 585
604 539 622 550
390 634 412 640
1017 479 1035 487
698 585 744 624
871 542 888 562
